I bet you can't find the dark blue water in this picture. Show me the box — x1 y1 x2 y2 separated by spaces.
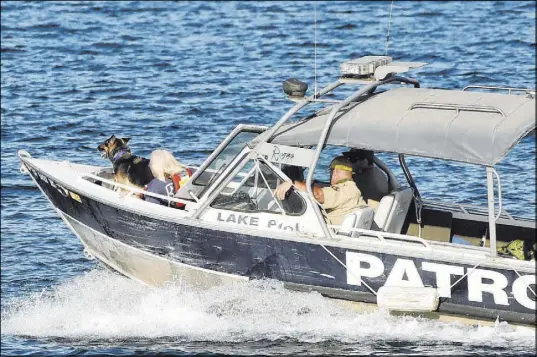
1 1 535 356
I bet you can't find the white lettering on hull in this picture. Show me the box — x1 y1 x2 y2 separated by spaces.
467 269 509 306
512 275 536 310
212 211 302 233
422 262 464 298
346 251 535 311
385 259 424 288
345 252 384 286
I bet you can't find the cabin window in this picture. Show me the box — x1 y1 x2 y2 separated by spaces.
210 158 306 216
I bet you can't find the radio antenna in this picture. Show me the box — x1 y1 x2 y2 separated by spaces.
385 0 394 55
314 1 317 98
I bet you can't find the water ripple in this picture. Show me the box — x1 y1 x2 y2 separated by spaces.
1 1 535 356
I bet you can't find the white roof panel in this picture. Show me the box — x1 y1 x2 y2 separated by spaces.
271 87 535 165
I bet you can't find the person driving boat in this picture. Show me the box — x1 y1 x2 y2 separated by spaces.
274 155 368 225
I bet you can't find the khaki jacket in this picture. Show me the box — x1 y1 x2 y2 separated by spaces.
321 180 367 225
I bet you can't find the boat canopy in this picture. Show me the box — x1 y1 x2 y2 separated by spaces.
270 87 535 166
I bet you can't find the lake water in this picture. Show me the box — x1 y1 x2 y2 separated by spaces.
1 1 535 356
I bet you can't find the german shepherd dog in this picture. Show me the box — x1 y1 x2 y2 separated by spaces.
97 135 154 192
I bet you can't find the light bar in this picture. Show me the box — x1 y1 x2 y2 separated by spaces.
340 56 392 78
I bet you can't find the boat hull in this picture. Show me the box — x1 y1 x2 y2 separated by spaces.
58 212 532 328
22 158 537 327
61 211 248 287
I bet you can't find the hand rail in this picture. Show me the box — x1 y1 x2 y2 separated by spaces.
18 150 32 160
462 85 536 95
383 232 430 248
80 173 192 207
409 102 506 116
304 98 341 104
188 191 200 203
422 198 515 220
329 225 430 248
248 80 344 148
330 225 385 243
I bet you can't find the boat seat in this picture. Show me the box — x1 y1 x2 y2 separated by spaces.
353 157 400 206
354 166 389 203
339 206 375 238
373 187 413 234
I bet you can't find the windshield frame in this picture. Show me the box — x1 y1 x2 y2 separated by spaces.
175 124 267 201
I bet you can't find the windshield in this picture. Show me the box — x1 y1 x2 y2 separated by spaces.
193 130 259 194
210 157 306 216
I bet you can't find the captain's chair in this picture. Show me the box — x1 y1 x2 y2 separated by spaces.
373 187 413 234
340 187 413 237
354 164 390 204
339 206 375 237
343 149 400 208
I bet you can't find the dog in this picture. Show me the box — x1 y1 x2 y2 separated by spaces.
97 135 154 192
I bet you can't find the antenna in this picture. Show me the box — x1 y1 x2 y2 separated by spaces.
314 1 317 98
385 0 394 55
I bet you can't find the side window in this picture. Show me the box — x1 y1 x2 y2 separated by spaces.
210 158 306 216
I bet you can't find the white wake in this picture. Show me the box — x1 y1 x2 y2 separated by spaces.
1 269 534 351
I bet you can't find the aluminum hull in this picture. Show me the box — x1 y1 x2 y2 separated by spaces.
20 155 536 327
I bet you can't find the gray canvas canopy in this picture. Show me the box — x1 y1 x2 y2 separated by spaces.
270 87 535 166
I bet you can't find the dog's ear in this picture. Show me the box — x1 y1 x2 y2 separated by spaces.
109 135 116 144
121 137 131 144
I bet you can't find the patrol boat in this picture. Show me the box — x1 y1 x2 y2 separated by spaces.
19 56 536 328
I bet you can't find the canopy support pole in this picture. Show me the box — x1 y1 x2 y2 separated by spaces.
248 80 344 148
305 75 417 239
486 166 497 257
399 154 423 236
193 81 344 220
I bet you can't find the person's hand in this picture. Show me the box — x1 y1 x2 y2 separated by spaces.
274 181 293 200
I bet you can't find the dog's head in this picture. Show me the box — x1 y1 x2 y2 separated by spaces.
97 135 131 161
